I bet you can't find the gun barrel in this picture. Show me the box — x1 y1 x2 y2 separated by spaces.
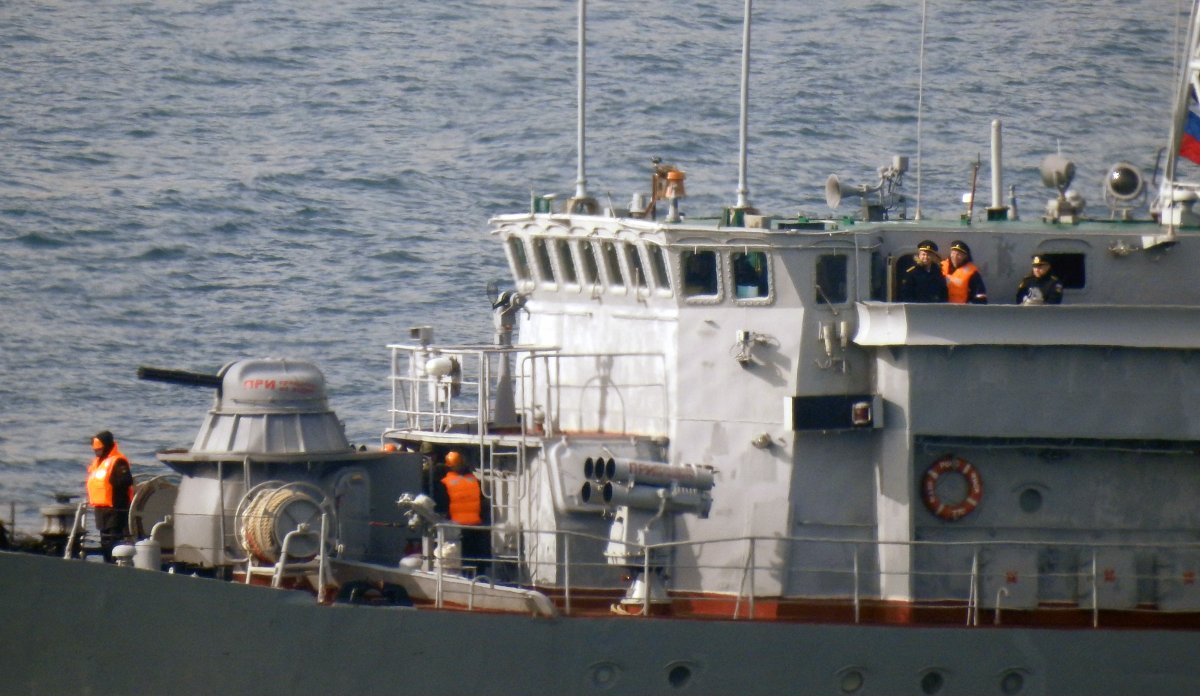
137 366 222 389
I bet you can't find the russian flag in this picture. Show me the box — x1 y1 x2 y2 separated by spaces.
1182 89 1200 164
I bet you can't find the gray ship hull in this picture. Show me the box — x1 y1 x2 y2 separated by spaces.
3 551 1194 695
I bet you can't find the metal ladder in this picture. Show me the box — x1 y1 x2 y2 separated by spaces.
481 441 530 577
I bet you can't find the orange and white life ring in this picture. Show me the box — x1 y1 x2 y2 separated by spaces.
922 455 982 521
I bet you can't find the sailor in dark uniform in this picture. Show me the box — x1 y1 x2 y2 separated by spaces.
1015 255 1064 305
898 240 948 303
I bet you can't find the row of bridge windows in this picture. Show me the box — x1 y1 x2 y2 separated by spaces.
508 235 1090 306
506 236 852 305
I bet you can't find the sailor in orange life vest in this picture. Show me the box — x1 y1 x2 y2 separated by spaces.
87 430 134 561
433 450 491 573
940 240 988 304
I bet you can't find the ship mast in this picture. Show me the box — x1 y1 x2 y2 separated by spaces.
734 0 753 213
1158 0 1200 229
568 0 597 214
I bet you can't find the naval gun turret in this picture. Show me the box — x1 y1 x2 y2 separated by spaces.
140 358 419 572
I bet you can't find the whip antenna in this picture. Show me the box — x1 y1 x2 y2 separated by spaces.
734 0 753 212
915 0 927 220
568 0 597 213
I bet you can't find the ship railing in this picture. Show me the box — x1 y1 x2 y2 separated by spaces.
407 524 1200 626
33 506 1200 626
516 351 670 437
385 343 670 444
386 342 556 441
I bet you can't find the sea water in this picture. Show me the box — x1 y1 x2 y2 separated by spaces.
0 0 1188 530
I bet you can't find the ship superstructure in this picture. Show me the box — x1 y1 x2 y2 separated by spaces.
379 174 1200 624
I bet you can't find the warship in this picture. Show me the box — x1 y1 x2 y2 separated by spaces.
7 1 1200 694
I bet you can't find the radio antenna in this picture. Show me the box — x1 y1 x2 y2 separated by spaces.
568 0 597 214
734 0 753 212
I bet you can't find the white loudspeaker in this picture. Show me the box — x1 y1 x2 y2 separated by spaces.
825 174 865 209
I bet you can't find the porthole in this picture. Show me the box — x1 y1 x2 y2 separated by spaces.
920 670 945 694
588 661 622 690
837 668 865 693
1000 669 1026 694
666 663 693 689
1019 488 1043 513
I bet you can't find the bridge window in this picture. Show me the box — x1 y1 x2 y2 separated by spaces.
533 238 555 284
625 244 648 289
816 254 848 304
681 249 719 297
870 251 887 301
579 239 600 285
647 244 672 292
508 238 530 282
601 241 625 288
555 239 578 285
732 251 769 299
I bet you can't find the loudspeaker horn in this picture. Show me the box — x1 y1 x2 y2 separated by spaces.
825 174 865 209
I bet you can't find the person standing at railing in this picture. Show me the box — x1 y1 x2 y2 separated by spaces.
434 450 491 576
941 240 988 304
1016 255 1064 305
86 430 133 562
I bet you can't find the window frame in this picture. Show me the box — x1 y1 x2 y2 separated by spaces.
577 238 602 290
624 242 650 292
815 253 849 305
679 247 723 304
645 242 674 296
600 240 627 292
506 236 534 290
553 238 580 290
531 237 557 288
729 248 774 305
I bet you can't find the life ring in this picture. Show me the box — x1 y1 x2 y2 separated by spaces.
922 456 982 521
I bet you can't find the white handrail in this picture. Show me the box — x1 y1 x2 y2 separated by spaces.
62 503 1200 625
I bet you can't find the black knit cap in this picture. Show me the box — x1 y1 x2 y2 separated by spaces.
92 430 114 448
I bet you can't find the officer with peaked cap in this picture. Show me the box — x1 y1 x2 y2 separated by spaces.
1016 255 1064 304
898 240 949 303
941 240 988 304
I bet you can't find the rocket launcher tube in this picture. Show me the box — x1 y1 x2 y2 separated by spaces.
600 459 715 490
602 482 713 518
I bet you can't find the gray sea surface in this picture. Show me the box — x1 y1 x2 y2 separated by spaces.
0 0 1189 530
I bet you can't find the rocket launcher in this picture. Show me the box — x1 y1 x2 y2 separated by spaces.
580 457 714 518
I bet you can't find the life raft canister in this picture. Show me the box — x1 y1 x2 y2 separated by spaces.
922 455 983 521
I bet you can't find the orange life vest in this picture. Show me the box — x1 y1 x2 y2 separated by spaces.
442 471 482 525
941 260 980 304
87 448 132 508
